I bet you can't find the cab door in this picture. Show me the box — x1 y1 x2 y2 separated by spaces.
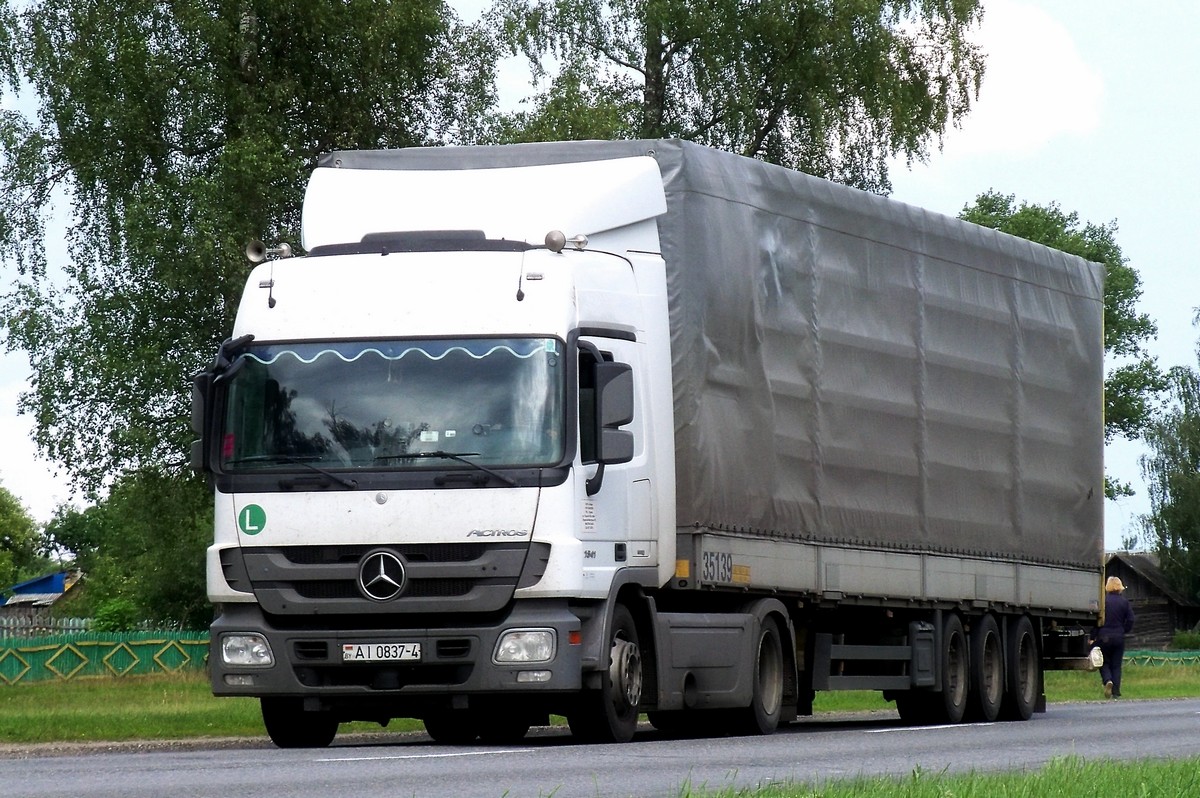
577 336 656 596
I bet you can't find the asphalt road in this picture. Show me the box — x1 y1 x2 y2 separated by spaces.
6 700 1200 798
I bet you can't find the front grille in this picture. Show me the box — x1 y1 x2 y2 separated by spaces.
282 543 487 565
235 542 533 615
292 578 476 600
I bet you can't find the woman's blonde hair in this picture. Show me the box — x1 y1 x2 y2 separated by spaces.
1105 576 1126 593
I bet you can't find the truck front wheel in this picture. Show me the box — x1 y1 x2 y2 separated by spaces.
261 697 338 749
568 603 643 743
423 710 479 744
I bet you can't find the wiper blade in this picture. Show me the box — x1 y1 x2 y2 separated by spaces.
375 450 518 487
225 455 358 490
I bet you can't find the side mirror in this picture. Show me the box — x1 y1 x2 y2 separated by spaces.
190 371 214 473
594 361 634 465
586 361 634 496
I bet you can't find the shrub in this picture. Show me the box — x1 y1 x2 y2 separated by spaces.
92 597 140 632
1170 629 1200 650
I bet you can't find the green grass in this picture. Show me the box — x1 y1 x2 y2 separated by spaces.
684 756 1200 797
0 672 265 744
2 662 1198 745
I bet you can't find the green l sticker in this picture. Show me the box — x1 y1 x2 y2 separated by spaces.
238 504 266 535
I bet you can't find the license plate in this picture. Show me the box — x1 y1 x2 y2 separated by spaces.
342 642 422 662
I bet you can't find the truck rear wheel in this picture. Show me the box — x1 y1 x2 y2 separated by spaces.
967 614 1004 722
568 603 643 743
1000 615 1038 721
261 697 338 749
734 616 784 735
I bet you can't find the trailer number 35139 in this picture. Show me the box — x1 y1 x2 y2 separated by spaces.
701 551 734 583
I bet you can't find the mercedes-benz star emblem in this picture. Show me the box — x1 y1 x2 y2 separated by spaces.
357 550 407 602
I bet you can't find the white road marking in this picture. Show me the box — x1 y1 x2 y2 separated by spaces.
866 723 995 733
316 748 534 763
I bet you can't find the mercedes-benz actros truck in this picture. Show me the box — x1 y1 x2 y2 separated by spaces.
192 140 1104 748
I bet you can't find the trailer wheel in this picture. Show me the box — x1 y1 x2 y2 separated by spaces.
967 614 1004 722
999 616 1038 721
261 697 338 748
734 616 785 735
568 603 643 743
423 710 480 744
937 614 968 724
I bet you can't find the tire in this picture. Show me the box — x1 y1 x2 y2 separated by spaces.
894 692 931 725
734 616 785 735
647 710 692 737
476 716 531 744
967 614 1004 722
423 711 480 744
567 603 643 743
934 614 968 724
648 710 728 739
261 697 338 749
999 615 1039 721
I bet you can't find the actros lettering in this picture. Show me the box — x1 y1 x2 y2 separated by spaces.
467 529 530 537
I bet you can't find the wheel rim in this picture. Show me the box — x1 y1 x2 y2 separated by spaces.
982 631 1003 705
1016 630 1037 705
757 627 784 716
946 629 967 708
610 635 643 709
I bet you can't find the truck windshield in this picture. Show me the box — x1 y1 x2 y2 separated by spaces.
219 338 565 472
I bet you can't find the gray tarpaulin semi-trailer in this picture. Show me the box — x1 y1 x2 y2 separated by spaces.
194 139 1104 747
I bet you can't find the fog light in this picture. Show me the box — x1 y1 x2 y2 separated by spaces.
224 674 257 686
221 633 274 666
516 670 552 683
494 629 555 663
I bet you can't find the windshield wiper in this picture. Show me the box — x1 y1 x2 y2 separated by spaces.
225 455 358 490
375 451 518 487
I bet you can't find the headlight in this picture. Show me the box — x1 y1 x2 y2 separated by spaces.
221 633 275 666
494 629 556 664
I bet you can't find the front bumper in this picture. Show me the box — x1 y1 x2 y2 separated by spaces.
210 599 582 707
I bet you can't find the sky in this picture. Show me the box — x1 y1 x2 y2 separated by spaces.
1 0 1196 552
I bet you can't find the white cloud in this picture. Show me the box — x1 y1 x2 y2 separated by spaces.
940 0 1104 158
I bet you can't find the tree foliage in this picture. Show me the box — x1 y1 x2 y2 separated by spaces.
0 483 51 590
0 0 495 495
958 191 1167 498
492 0 985 191
1140 362 1200 602
43 470 213 627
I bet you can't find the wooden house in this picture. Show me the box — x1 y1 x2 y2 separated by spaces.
1104 552 1200 649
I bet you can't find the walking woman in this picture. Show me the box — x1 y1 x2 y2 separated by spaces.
1095 576 1135 698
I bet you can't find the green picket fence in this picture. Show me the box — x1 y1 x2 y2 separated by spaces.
0 631 209 685
1 636 1195 686
1125 650 1200 666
